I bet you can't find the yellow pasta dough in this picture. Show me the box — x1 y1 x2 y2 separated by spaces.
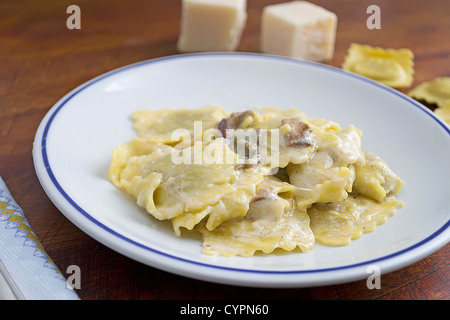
353 150 405 202
109 106 405 257
408 77 450 126
199 177 314 256
287 125 364 210
219 107 317 169
342 43 414 88
131 106 228 143
408 77 450 108
173 166 265 234
308 195 404 246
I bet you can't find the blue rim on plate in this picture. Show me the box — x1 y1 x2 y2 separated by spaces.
37 52 450 277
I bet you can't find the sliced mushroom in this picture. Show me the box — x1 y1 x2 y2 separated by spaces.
281 118 313 147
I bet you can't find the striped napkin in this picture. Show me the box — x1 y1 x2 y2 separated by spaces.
0 177 79 300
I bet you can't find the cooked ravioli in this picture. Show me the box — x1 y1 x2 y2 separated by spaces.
287 125 364 210
308 195 404 246
219 108 317 169
109 137 173 188
199 177 314 256
353 150 405 202
199 211 314 256
173 166 265 234
112 140 237 221
110 106 405 257
132 106 228 143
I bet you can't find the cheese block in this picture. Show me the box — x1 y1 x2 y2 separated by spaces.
177 0 247 52
261 1 337 61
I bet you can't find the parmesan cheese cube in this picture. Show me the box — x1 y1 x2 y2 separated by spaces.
261 1 337 61
177 0 247 52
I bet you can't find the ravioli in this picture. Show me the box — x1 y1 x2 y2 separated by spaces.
286 125 364 210
408 77 450 108
112 140 241 225
408 77 450 126
131 106 228 143
219 108 317 169
199 177 315 256
173 166 265 234
308 195 404 246
353 150 405 202
342 43 414 88
109 137 173 188
109 106 405 257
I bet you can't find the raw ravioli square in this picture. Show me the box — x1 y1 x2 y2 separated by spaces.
342 43 414 88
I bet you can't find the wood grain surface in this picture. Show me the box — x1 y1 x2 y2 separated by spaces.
0 0 449 300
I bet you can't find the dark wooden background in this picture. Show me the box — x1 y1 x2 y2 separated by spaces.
0 0 449 300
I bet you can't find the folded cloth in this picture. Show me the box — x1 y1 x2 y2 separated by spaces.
0 177 80 300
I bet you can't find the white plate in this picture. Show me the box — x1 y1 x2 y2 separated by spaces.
33 53 450 288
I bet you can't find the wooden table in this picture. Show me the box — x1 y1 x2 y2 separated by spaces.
1 0 449 300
